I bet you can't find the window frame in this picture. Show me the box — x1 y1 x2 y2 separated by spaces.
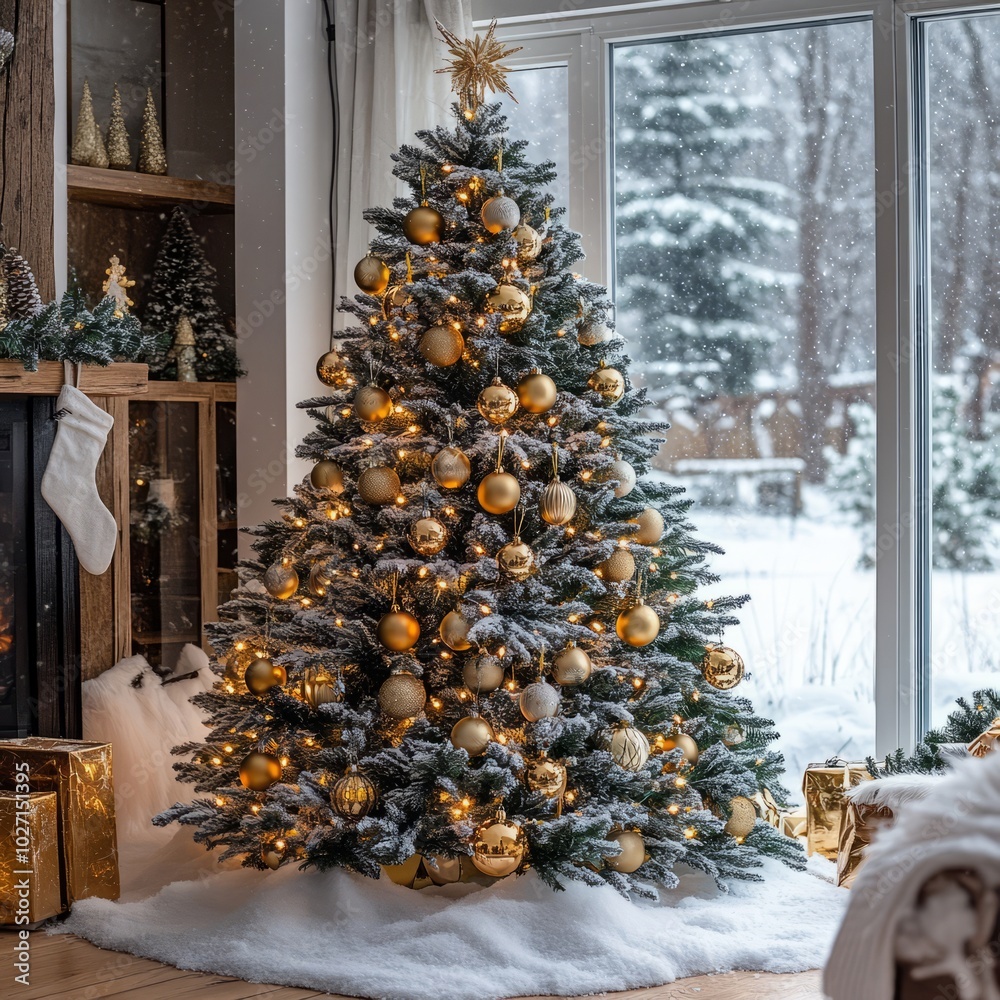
478 0 1000 756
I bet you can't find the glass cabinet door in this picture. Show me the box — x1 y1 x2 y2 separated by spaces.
216 400 238 610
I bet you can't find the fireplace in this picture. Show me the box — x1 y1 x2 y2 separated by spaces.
0 397 80 739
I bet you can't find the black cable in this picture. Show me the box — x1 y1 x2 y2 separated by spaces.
0 0 21 239
321 0 338 349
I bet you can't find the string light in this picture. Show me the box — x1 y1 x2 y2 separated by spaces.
684 826 697 840
667 804 680 816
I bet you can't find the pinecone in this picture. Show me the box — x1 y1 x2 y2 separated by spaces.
3 249 43 320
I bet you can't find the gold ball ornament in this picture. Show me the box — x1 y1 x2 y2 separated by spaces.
552 642 592 686
357 466 401 505
485 284 532 333
439 609 473 651
659 733 699 765
377 670 426 719
353 254 390 295
599 548 636 583
481 194 520 233
377 607 420 651
632 507 664 545
307 559 335 597
497 536 535 581
354 384 393 423
589 365 626 403
244 657 287 695
263 559 299 600
424 854 463 885
702 646 746 690
512 222 542 259
310 459 344 493
517 368 557 414
450 714 495 756
525 756 568 799
520 679 560 722
316 349 347 387
262 849 282 870
725 796 758 839
431 446 471 490
616 601 660 647
539 478 577 526
610 725 650 771
419 325 465 367
332 766 377 819
608 458 637 498
477 377 519 425
239 751 282 791
463 651 505 693
408 516 448 556
301 667 341 707
578 319 612 346
471 809 526 877
603 830 646 874
478 471 520 515
403 204 443 245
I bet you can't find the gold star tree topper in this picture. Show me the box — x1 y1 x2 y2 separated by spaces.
435 20 523 119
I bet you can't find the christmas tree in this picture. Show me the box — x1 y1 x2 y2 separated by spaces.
157 24 798 893
144 207 243 382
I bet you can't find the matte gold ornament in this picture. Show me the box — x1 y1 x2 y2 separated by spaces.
497 536 535 581
408 516 448 556
525 755 568 799
520 679 560 722
725 796 758 839
354 383 393 423
481 194 520 233
517 368 556 414
608 458 637 498
599 548 635 583
479 434 520 514
702 645 745 690
439 609 473 651
403 205 443 245
301 667 341 707
512 222 542 259
610 725 650 771
244 657 287 695
378 669 426 719
616 600 659 647
378 606 420 651
603 830 646 874
659 732 699 765
316 349 347 387
357 466 401 505
354 254 390 294
578 319 612 346
463 651 504 693
552 642 591 686
589 363 626 402
477 377 519 425
308 560 335 597
419 325 465 367
263 559 299 600
432 446 471 490
239 751 282 791
332 766 377 819
310 459 344 493
450 714 494 755
632 507 664 545
485 284 532 333
471 809 525 877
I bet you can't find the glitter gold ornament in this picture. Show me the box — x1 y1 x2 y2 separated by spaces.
525 755 568 799
239 751 282 791
485 284 531 333
432 446 471 490
702 645 745 690
316 349 347 387
440 609 473 651
520 679 559 722
450 714 494 755
659 733 699 765
403 205 443 245
419 325 465 367
607 458 637 498
616 600 659 647
354 254 390 295
463 650 504 693
310 459 344 493
578 319 612 346
517 368 557 414
308 559 335 597
301 667 341 707
357 466 401 505
244 657 286 695
478 435 520 515
552 642 591 686
378 606 420 651
471 809 525 877
481 194 520 233
598 548 635 584
354 383 393 423
512 222 542 260
408 515 448 556
378 669 426 719
588 363 626 402
332 766 377 819
263 558 299 600
603 830 645 873
610 725 650 771
477 377 519 425
725 796 758 839
631 507 664 545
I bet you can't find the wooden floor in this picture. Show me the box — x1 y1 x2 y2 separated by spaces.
2 930 825 999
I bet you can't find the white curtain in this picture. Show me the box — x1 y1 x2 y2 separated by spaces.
333 0 473 316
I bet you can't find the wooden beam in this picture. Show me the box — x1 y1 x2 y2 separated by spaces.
0 360 148 396
0 0 55 299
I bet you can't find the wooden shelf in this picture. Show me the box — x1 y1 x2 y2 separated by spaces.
0 361 148 396
143 380 237 402
67 165 235 213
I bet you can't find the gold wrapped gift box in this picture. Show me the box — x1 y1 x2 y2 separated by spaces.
0 791 63 924
802 759 872 859
0 738 119 906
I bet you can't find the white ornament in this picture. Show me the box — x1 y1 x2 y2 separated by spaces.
519 680 560 722
609 459 637 498
481 195 521 234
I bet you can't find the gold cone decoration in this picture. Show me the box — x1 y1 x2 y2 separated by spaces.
71 79 109 168
138 87 167 175
106 83 132 170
